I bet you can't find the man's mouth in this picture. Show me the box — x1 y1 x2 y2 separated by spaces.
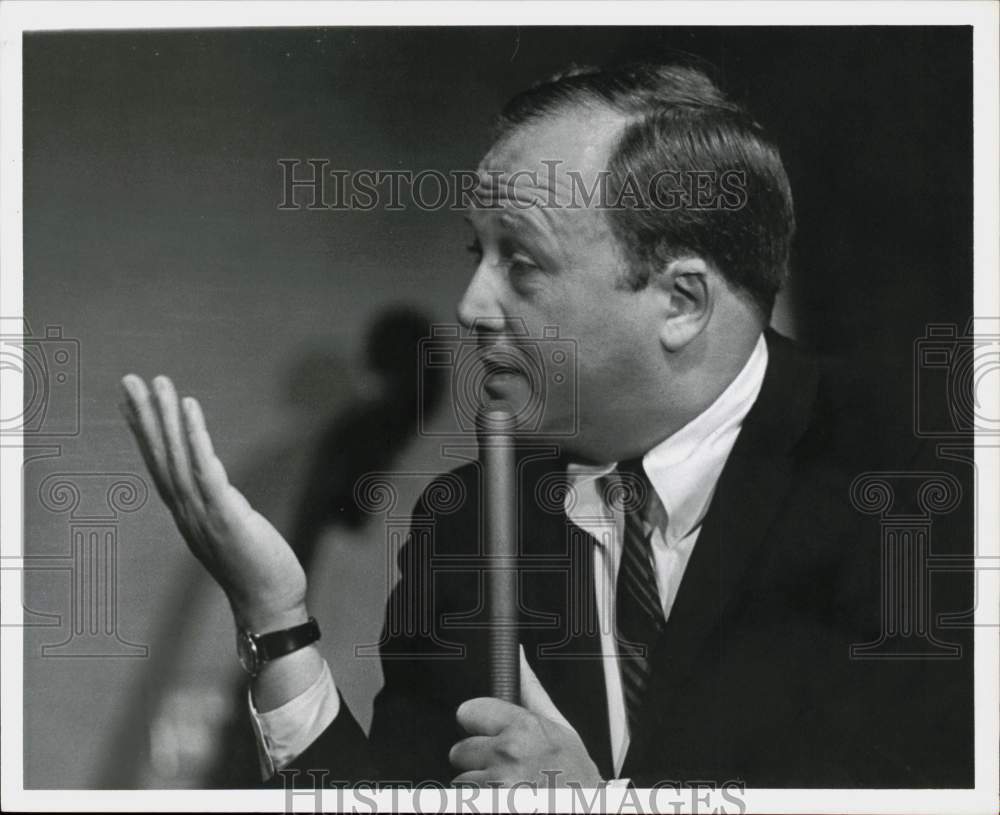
483 358 524 377
477 352 529 401
478 347 529 378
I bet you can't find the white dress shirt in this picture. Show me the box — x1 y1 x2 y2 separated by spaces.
249 333 769 780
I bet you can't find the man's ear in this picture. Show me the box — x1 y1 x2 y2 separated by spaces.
652 256 713 352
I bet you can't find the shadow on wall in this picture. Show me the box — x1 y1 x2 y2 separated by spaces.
98 306 448 788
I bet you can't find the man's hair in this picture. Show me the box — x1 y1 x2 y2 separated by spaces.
496 63 795 318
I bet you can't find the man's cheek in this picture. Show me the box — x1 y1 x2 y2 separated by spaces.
527 378 569 434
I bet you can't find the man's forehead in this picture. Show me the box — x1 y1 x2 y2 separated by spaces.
474 106 626 205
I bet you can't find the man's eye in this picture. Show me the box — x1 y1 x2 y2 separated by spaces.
509 253 539 273
466 242 483 259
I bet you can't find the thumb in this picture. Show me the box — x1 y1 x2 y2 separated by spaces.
519 645 576 733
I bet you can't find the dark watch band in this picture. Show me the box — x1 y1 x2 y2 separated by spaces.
256 617 321 661
236 616 321 676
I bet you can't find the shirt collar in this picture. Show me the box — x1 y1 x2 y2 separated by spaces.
565 332 769 545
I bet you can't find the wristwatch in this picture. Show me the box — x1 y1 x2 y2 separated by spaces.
236 616 321 677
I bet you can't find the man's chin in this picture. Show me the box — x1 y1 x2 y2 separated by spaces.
479 375 549 437
482 372 533 410
477 375 579 447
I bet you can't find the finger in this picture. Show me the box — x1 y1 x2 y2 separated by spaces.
519 645 574 731
181 396 230 507
151 375 202 513
451 771 490 788
118 374 174 504
448 736 494 771
456 697 523 736
181 398 259 525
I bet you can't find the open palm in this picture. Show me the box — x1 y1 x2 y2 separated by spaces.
118 374 307 632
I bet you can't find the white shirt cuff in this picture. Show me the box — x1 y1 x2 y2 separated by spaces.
247 659 340 780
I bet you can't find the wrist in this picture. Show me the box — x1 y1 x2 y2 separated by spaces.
233 602 310 635
251 644 325 713
236 615 320 678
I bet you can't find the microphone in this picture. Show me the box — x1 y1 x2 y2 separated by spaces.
478 400 519 704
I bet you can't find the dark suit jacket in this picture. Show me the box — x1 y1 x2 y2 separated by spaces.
283 331 974 788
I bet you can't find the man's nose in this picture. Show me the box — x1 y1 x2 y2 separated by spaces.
456 265 508 333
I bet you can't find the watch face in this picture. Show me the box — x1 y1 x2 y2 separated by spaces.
235 629 259 676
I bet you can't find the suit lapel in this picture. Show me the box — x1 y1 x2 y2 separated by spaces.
516 454 614 778
622 331 821 773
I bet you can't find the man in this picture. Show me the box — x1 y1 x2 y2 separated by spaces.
119 63 973 788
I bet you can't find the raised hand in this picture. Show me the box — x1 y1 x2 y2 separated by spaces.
118 374 308 633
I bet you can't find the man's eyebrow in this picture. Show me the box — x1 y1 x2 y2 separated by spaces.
499 211 546 237
463 207 550 236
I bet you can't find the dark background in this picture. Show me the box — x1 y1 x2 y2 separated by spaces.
22 27 972 787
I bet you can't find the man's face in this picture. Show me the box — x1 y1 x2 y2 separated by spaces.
458 106 662 461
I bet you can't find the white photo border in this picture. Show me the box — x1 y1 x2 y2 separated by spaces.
1 2 997 813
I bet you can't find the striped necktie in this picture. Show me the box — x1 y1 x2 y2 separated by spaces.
608 459 667 737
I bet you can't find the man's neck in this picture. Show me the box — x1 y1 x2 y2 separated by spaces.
569 330 767 466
